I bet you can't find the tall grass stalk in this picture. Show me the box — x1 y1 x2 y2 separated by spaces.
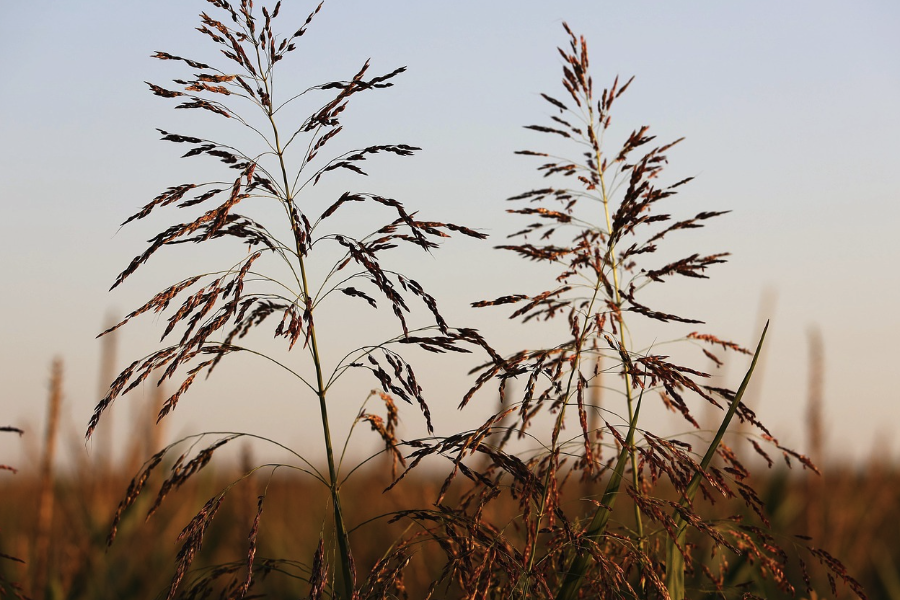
393 23 863 600
33 358 63 600
87 2 488 597
463 22 749 595
805 325 825 544
556 389 644 600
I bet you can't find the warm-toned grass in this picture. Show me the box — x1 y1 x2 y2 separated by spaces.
1 459 898 599
3 3 885 599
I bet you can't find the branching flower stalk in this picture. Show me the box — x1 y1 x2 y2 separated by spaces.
473 23 712 585
86 1 490 598
592 100 645 548
388 23 860 600
266 61 355 600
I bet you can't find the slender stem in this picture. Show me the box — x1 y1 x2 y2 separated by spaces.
596 138 645 546
665 322 768 600
556 393 643 600
525 277 603 578
526 102 646 581
300 257 355 599
263 71 355 599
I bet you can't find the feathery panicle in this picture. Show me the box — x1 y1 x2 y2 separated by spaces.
391 22 856 600
96 2 494 598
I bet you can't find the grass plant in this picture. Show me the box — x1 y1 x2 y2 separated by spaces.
86 1 489 598
31 359 63 600
386 23 866 600
71 3 872 599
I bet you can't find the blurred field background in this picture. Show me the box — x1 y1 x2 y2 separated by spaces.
2 0 899 470
3 326 899 599
4 449 899 600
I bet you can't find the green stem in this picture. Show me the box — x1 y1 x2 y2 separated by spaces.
300 259 355 599
596 147 645 546
552 116 645 599
265 87 355 599
525 265 605 579
555 391 643 600
665 321 769 600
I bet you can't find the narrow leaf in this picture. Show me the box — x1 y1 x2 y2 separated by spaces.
665 321 769 600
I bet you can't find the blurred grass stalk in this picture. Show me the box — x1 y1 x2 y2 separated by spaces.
806 326 824 543
31 358 63 600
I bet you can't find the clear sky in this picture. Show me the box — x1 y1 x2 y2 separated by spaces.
2 1 899 472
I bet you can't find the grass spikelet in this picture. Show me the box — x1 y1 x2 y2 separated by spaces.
168 495 225 600
307 536 328 600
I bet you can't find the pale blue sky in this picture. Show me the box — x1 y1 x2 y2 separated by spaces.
2 1 899 471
